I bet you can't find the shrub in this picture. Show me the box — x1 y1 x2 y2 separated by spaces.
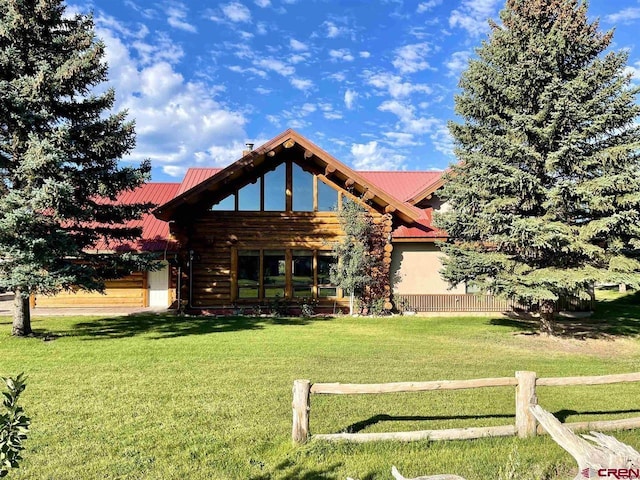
1 374 30 477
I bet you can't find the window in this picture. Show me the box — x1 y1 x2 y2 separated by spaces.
235 250 339 300
211 194 235 211
317 179 338 212
238 251 259 298
263 250 286 298
317 252 337 297
292 250 313 297
292 163 313 211
264 163 286 211
238 181 261 211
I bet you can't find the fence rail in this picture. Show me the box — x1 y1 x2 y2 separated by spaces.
393 294 594 313
292 371 640 444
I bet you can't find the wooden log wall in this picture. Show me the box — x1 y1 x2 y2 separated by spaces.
293 371 640 444
33 272 146 308
180 210 385 307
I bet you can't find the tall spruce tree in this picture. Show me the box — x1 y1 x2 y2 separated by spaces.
435 0 640 334
0 0 153 336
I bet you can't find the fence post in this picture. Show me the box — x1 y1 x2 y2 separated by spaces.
515 371 538 438
292 379 311 444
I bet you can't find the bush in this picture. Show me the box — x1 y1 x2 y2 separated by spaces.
1 374 30 477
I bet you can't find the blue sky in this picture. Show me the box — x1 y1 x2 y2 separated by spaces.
68 0 640 182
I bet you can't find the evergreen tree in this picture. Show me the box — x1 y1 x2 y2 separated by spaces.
435 0 640 334
330 197 386 315
0 0 153 336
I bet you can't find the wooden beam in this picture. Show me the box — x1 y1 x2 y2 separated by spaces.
267 150 276 157
283 139 295 148
304 149 313 159
362 190 375 201
325 165 336 176
345 178 355 188
314 425 516 443
384 205 396 214
537 372 640 386
310 377 518 394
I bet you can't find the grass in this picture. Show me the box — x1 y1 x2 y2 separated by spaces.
1 291 639 479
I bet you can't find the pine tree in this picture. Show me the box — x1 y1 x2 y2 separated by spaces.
435 0 640 334
0 0 153 336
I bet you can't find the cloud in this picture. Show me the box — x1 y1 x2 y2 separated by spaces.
290 77 314 91
392 43 433 74
255 58 295 76
290 39 308 51
323 20 352 38
449 0 501 37
606 7 640 24
365 71 432 98
165 2 197 33
221 2 252 22
359 51 371 58
378 100 440 134
92 12 247 178
417 0 442 13
329 72 347 82
318 103 342 120
255 0 271 7
329 49 354 62
383 132 419 147
445 50 471 77
351 141 406 170
344 89 358 109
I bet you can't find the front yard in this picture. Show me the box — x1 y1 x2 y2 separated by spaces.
1 292 639 479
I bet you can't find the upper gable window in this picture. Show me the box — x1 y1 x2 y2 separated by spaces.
238 180 260 211
211 193 235 211
292 163 313 212
317 178 338 212
264 163 286 211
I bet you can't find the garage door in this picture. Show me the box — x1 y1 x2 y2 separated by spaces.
33 272 147 308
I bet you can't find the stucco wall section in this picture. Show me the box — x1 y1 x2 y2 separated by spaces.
391 243 465 295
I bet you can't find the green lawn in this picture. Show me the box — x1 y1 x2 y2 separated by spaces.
1 292 640 479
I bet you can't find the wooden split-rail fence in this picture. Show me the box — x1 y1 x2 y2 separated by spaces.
292 371 640 444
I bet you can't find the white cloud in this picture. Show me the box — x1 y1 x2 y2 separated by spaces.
351 141 406 170
255 0 271 7
132 32 184 65
290 38 308 51
449 0 501 37
365 71 432 98
392 43 432 74
329 49 354 62
93 13 247 176
359 51 371 58
606 7 640 24
445 50 471 77
378 100 440 134
255 58 295 76
323 21 351 38
417 0 442 13
255 86 272 94
301 103 316 115
344 89 357 109
228 65 268 78
430 124 455 157
329 72 347 82
165 2 197 33
221 2 252 22
290 77 314 91
383 132 418 147
162 165 187 177
625 61 640 82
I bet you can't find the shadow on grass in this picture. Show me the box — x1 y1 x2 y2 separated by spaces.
340 408 640 435
342 413 514 434
250 459 343 480
70 313 333 340
489 290 640 339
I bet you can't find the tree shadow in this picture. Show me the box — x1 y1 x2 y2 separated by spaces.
489 290 640 339
69 312 334 340
340 413 514 434
250 459 343 480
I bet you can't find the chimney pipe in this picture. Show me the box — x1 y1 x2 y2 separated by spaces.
242 142 254 157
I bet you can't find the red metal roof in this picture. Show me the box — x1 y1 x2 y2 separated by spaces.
177 168 222 195
92 183 180 252
358 171 443 203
